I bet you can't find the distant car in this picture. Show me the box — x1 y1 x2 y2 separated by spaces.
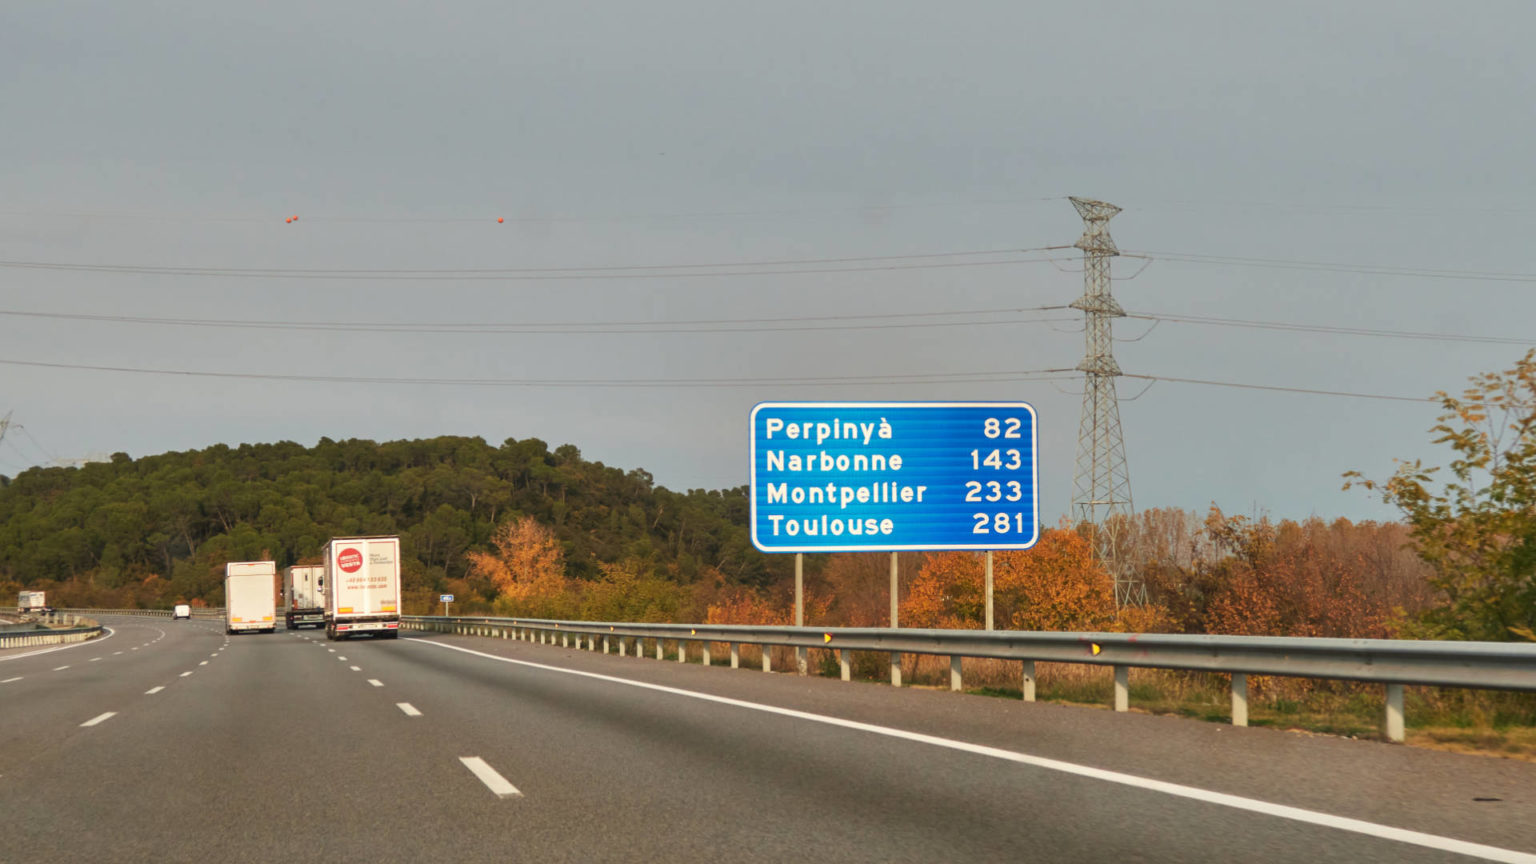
172 604 192 620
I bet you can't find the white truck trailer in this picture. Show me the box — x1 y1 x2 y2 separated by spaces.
17 590 46 615
322 536 401 640
225 561 277 634
283 564 327 630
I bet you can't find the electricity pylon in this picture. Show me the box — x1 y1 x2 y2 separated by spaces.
1068 197 1146 607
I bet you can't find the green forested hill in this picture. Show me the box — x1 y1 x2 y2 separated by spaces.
0 435 772 611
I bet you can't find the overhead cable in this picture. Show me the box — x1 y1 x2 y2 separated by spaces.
1126 311 1534 346
0 305 1075 335
1121 373 1433 403
0 357 1079 389
1125 250 1536 284
0 246 1075 281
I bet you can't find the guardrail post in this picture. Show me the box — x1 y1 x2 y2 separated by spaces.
730 643 739 669
1114 666 1129 712
602 635 610 653
762 646 772 672
950 656 963 692
1021 660 1036 702
796 646 809 676
1385 683 1405 743
656 639 664 660
891 653 902 687
703 643 712 667
621 637 629 656
1231 673 1249 727
678 641 686 663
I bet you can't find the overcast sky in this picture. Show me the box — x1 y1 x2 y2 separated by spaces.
2 1 1533 523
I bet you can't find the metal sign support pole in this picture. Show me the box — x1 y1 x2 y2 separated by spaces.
985 550 994 631
889 551 901 687
795 553 808 676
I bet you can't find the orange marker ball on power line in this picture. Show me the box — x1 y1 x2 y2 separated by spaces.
497 217 504 223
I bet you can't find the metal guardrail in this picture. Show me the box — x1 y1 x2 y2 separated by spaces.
402 614 1536 743
61 607 226 620
0 619 102 649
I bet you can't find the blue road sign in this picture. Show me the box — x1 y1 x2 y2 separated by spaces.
440 594 455 603
749 402 1039 552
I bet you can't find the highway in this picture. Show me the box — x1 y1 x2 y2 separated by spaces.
2 615 1534 863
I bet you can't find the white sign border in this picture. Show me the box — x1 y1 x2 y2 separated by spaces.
749 401 1040 553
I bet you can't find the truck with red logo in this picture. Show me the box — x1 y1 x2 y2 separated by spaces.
322 536 401 640
225 561 277 634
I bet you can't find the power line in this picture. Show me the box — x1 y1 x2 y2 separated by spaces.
0 246 1075 281
1126 250 1536 285
1126 311 1535 346
0 305 1075 335
1121 373 1433 403
15 425 58 463
0 357 1078 389
0 197 1067 225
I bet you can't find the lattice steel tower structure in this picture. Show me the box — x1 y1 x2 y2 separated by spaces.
1068 197 1145 607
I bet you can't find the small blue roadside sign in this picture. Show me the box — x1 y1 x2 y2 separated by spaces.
440 594 455 603
749 402 1038 552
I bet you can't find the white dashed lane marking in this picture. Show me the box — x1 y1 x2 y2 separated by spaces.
396 703 422 717
2 677 21 684
350 666 361 671
89 657 102 662
145 686 164 695
367 679 383 687
459 757 522 799
180 671 193 678
53 665 69 671
79 712 116 727
199 661 208 666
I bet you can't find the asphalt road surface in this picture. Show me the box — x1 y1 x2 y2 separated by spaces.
2 615 1533 863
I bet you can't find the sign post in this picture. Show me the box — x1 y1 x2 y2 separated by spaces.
440 593 454 617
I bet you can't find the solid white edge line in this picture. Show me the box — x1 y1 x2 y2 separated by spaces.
409 637 1536 864
396 702 422 717
367 679 383 687
459 756 522 799
79 711 116 727
145 686 164 695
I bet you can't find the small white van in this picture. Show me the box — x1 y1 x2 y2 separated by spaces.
172 604 192 620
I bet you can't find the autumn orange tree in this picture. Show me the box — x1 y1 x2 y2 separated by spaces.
467 515 570 618
1346 350 1536 641
904 528 1122 631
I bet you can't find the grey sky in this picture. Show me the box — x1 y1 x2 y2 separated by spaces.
2 2 1533 523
